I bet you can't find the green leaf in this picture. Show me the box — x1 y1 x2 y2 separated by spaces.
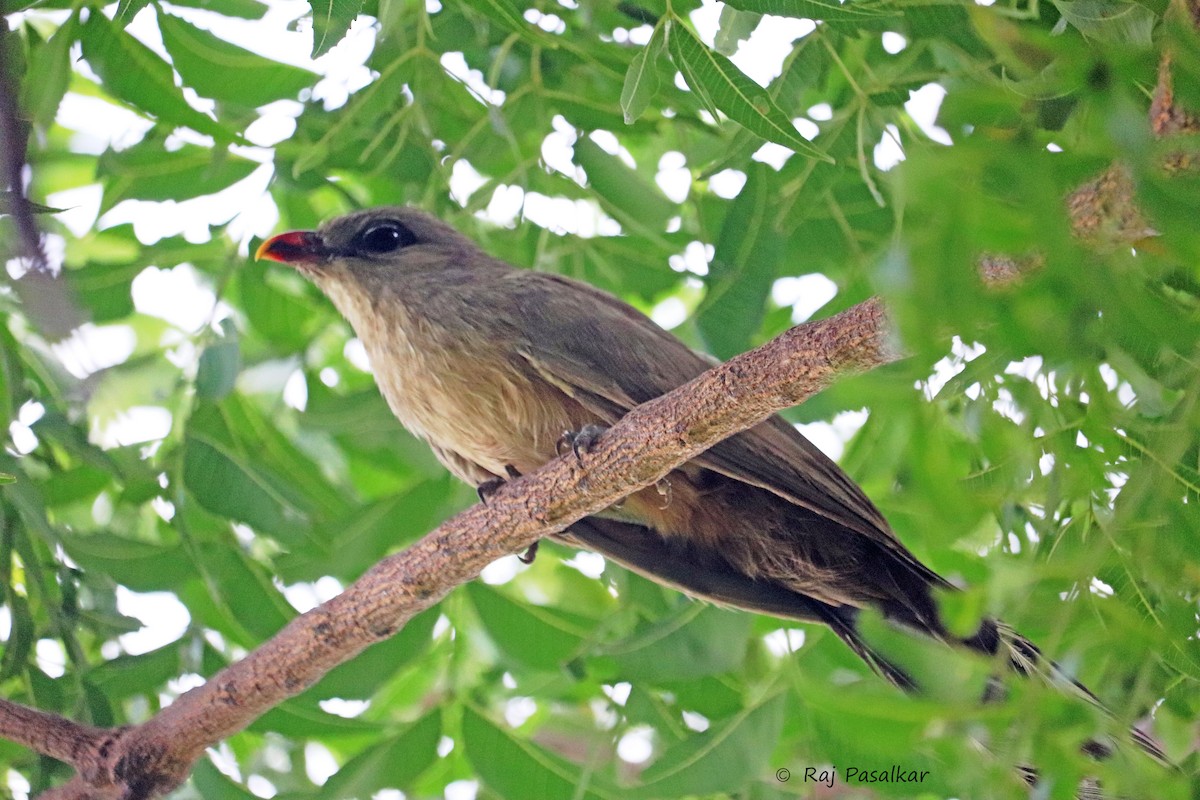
88 643 183 700
113 0 153 26
466 582 594 671
0 592 35 682
574 136 676 236
235 267 325 351
251 697 381 737
195 321 240 402
279 481 455 581
773 30 831 111
462 706 616 800
78 11 233 141
697 163 782 359
192 759 257 799
318 710 441 799
192 543 296 643
308 607 439 699
0 333 15 433
722 0 898 27
300 386 445 490
58 533 194 592
113 0 152 27
636 693 786 797
66 259 140 323
97 140 258 212
167 0 268 19
0 0 55 11
621 22 666 123
1106 347 1180 418
466 0 563 49
182 436 304 539
28 410 128 478
158 12 318 107
39 465 110 506
598 605 753 682
196 334 240 401
307 0 365 58
714 5 761 56
187 396 349 525
901 2 989 56
21 13 77 129
666 19 832 161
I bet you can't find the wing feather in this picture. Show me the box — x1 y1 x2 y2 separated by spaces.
508 272 942 584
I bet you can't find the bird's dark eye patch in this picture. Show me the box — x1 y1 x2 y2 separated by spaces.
353 221 418 255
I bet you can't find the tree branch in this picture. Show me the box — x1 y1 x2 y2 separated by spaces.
0 699 110 771
0 20 47 272
0 19 86 343
0 298 898 799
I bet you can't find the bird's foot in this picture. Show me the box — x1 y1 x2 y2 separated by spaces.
517 540 539 565
476 465 522 504
557 424 608 460
476 468 538 563
476 478 503 504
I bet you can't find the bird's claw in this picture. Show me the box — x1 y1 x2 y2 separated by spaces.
476 478 504 504
476 467 536 562
476 465 522 504
517 540 540 564
557 424 608 461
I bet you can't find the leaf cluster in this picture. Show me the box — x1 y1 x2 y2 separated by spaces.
1 0 1198 797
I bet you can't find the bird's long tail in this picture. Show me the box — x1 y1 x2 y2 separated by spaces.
821 605 1170 765
561 517 1166 765
812 604 923 691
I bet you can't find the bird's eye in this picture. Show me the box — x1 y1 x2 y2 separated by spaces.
355 221 418 254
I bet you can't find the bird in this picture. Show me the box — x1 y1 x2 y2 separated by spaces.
254 206 1162 759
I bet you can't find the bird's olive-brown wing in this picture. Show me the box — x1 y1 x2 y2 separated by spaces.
506 271 940 581
560 516 835 624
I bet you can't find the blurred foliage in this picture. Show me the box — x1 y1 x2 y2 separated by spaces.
1 0 1199 798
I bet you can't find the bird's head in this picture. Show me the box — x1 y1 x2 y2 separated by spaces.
255 206 489 337
255 206 478 284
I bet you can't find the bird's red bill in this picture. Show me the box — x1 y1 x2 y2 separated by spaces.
255 231 325 264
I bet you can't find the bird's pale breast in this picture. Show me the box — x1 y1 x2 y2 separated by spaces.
321 274 594 482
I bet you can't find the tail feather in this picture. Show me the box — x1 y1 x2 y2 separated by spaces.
560 516 1169 768
980 621 1171 766
815 605 920 691
860 612 1172 767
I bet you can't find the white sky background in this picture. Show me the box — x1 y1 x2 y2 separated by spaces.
6 3 960 797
